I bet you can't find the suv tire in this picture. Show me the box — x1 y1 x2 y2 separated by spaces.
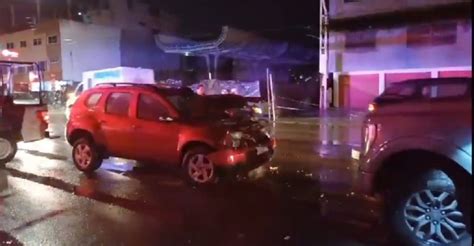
182 146 218 185
387 169 471 246
0 137 17 167
72 138 102 173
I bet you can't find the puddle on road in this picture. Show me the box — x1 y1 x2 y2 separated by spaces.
17 149 68 161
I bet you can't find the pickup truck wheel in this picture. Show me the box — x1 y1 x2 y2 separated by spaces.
72 138 102 173
387 170 471 246
182 147 217 185
0 137 17 166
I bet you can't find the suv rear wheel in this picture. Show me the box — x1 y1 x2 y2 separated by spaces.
0 137 17 167
387 169 471 245
72 138 102 173
182 146 217 185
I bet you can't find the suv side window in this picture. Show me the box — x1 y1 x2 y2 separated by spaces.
422 83 469 99
137 94 169 121
105 92 132 117
85 93 102 108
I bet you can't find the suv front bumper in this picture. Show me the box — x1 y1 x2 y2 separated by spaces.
208 144 274 172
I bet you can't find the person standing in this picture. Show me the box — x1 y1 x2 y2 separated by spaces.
197 84 206 96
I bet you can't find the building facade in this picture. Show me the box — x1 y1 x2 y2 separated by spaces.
0 19 121 87
81 0 178 34
328 0 472 109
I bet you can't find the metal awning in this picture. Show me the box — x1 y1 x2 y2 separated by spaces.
155 26 317 64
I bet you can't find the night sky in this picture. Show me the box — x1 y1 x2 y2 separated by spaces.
153 0 317 33
0 0 318 43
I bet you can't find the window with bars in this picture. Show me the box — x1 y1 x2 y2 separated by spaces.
407 22 457 47
48 36 58 44
345 30 376 49
33 38 42 46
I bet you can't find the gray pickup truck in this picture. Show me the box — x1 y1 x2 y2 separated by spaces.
356 77 471 245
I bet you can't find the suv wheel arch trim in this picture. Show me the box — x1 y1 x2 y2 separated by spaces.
361 137 471 175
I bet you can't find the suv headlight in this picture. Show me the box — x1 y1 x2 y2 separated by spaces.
252 106 263 115
362 124 377 155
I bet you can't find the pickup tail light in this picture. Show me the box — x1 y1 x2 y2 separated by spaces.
36 110 49 124
363 124 377 155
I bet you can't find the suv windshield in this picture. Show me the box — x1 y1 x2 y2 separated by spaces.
162 89 248 119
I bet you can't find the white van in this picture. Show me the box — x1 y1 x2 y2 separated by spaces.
65 67 154 118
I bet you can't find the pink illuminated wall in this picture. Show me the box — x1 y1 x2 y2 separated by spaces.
348 74 379 109
439 70 472 78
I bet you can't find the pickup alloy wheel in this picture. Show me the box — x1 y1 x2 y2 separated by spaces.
403 189 467 244
388 169 471 246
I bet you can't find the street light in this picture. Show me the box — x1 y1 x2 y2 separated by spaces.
319 0 329 110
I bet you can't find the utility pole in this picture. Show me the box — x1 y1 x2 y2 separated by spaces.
319 0 329 110
66 0 72 19
36 0 41 22
9 4 15 28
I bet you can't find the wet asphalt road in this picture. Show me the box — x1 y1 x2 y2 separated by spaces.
0 111 389 246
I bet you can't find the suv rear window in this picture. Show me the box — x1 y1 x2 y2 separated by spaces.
85 93 102 108
105 92 132 117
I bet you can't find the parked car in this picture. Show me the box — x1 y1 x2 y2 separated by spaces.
356 77 472 245
66 84 274 184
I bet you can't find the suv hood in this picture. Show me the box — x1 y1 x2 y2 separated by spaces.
187 95 253 121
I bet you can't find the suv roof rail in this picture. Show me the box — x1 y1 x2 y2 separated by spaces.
94 83 157 88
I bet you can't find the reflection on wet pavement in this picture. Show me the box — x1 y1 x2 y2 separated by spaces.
0 113 394 245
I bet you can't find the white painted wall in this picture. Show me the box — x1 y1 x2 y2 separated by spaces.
329 0 469 19
0 29 48 63
328 21 472 73
59 20 121 82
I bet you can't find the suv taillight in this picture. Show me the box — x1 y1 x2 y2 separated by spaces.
362 123 377 155
36 110 49 124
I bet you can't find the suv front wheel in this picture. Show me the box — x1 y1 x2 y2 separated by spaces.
182 146 217 185
387 170 471 245
72 138 102 173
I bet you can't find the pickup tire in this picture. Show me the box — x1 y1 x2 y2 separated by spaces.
0 137 17 167
387 169 471 246
72 137 102 173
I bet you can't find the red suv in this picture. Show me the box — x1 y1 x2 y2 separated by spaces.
66 84 274 184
